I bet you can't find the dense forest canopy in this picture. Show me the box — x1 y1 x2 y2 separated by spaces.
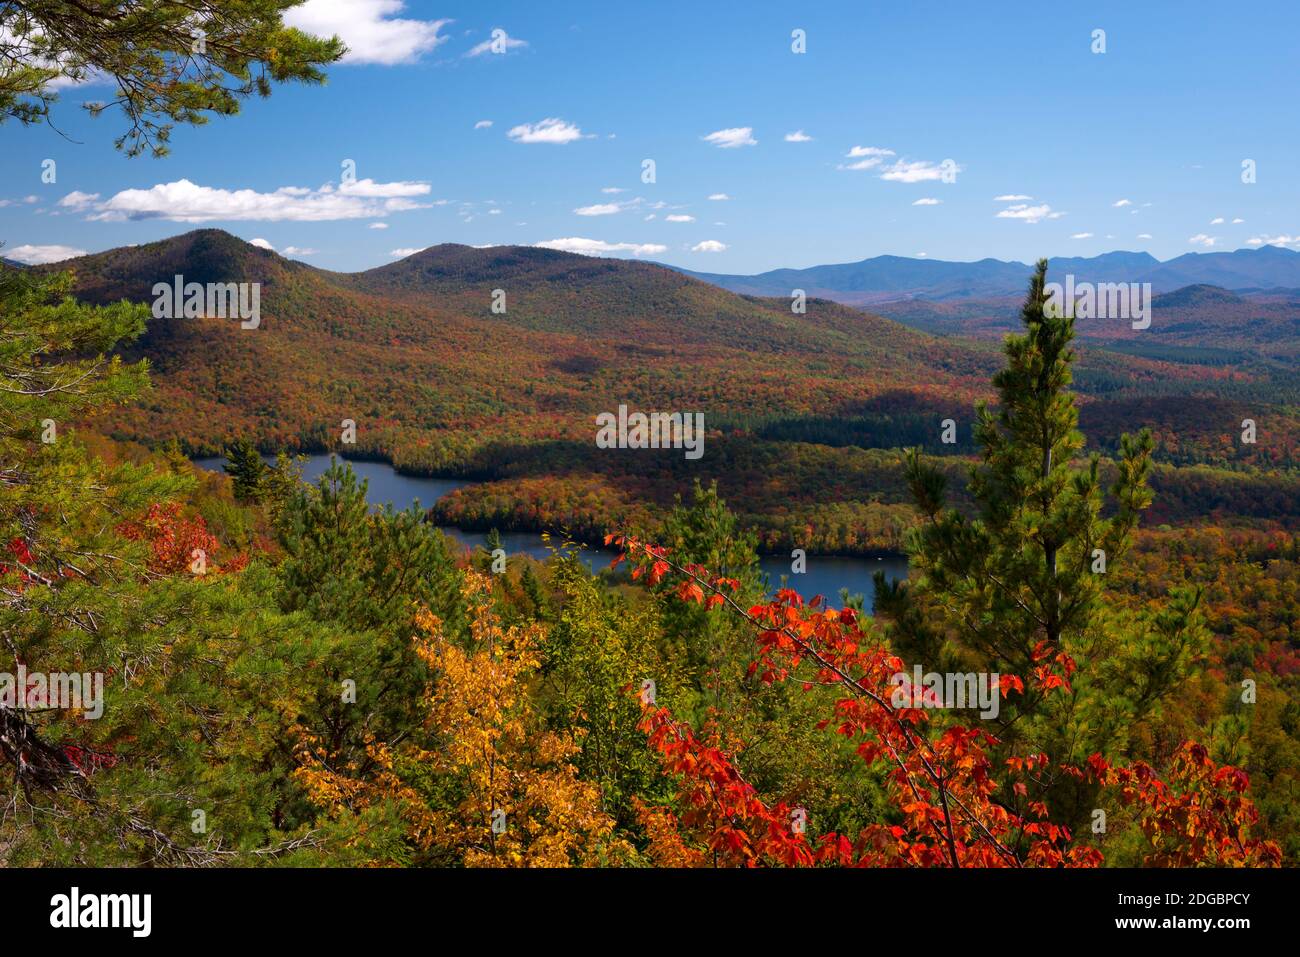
1 250 1293 866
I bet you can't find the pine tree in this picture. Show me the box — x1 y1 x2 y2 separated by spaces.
874 259 1207 823
0 0 344 157
261 452 306 517
224 438 266 503
654 480 764 695
0 264 318 863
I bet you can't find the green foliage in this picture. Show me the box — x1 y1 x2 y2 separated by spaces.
0 264 302 862
224 438 266 503
276 458 462 637
0 0 344 156
653 479 764 695
539 558 681 827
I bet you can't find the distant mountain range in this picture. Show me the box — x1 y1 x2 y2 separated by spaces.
674 245 1300 305
868 282 1300 355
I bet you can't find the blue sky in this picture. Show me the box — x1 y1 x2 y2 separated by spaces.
2 0 1297 273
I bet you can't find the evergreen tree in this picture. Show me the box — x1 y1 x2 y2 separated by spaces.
875 259 1207 825
654 480 764 692
0 263 328 864
519 562 547 619
261 452 307 517
224 438 266 503
274 459 466 785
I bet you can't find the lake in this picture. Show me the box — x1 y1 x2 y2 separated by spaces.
192 454 907 609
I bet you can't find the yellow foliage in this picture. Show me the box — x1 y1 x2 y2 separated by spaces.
295 571 629 867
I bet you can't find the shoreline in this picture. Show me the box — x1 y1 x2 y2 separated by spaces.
188 450 912 563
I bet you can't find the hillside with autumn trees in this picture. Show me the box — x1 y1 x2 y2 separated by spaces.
3 245 1296 869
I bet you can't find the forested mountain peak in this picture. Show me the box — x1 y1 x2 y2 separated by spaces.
34 228 308 305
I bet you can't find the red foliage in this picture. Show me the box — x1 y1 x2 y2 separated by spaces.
612 533 1281 868
1078 744 1283 867
0 536 35 583
117 502 222 576
61 745 120 775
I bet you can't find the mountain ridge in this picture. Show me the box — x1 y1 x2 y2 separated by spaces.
672 245 1300 304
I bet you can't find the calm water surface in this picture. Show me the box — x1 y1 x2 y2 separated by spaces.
192 454 907 609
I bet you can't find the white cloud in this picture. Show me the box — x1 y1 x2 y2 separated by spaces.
4 244 87 264
691 240 727 253
1210 217 1225 225
839 146 895 171
57 190 100 209
994 194 1032 201
466 28 528 57
1137 233 1153 239
784 130 813 142
1112 199 1133 207
1246 234 1299 247
879 159 961 183
1071 232 1094 240
507 118 588 144
390 246 429 257
283 1 450 66
369 222 389 229
708 193 730 201
702 127 757 149
1233 218 1245 224
534 237 666 257
81 178 431 223
665 214 695 222
336 179 429 198
1188 233 1218 248
912 198 941 206
996 203 1055 224
574 203 621 216
244 237 315 257
601 187 626 194
474 120 493 129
